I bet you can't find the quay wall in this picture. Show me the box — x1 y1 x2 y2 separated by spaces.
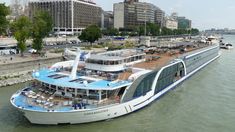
0 57 62 87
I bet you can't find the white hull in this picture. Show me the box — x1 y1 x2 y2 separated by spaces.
12 53 221 125
220 45 233 50
226 46 233 50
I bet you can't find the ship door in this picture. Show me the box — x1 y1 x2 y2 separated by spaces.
118 86 127 97
180 70 184 77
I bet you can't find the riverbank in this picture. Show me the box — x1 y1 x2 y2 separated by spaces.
0 72 32 87
0 52 62 87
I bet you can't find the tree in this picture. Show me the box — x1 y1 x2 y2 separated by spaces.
11 16 32 57
32 11 53 53
147 23 160 36
102 28 119 36
161 27 173 36
191 28 199 35
123 41 135 48
136 26 145 36
79 25 102 45
0 3 10 36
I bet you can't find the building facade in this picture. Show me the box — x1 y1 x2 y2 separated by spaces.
28 0 102 35
114 0 165 29
164 16 178 30
155 7 165 28
102 11 114 29
177 17 192 29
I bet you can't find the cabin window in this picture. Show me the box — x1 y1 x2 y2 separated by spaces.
135 56 139 60
97 60 102 65
58 86 63 91
110 61 114 65
138 55 143 60
131 57 135 61
104 61 109 65
51 85 56 89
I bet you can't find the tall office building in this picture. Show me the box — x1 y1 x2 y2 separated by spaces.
177 16 192 30
114 0 165 29
28 0 102 35
102 11 114 29
155 7 165 28
169 13 192 30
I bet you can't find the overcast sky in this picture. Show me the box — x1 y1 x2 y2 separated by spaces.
2 0 235 30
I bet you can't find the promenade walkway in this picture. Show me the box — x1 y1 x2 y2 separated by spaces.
0 52 61 65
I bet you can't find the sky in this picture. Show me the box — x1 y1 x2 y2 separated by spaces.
2 0 235 30
97 0 235 30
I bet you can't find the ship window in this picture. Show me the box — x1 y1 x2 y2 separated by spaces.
128 58 131 62
51 85 56 88
155 62 185 95
131 57 135 61
133 71 156 98
58 86 63 91
135 56 139 60
48 74 67 79
104 61 109 65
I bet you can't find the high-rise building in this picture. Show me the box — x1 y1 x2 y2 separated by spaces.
155 7 165 28
124 0 139 3
171 12 178 20
28 0 102 35
177 17 192 30
114 1 165 29
169 13 192 30
10 0 29 18
102 11 114 29
113 3 125 29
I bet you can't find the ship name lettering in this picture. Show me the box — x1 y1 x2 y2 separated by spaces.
84 109 108 115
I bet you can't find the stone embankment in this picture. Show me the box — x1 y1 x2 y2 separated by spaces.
0 53 62 87
0 72 33 87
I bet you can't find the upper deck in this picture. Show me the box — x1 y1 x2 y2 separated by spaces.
133 42 213 70
85 49 146 72
33 69 132 91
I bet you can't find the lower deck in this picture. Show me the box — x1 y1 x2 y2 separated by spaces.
12 83 128 112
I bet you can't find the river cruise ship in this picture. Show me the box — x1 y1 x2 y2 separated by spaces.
11 42 220 125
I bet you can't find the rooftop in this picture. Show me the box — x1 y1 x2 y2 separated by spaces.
29 0 99 7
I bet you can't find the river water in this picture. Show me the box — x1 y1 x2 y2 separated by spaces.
0 35 235 132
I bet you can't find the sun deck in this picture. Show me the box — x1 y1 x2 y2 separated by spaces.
133 53 175 70
133 42 211 70
33 69 132 91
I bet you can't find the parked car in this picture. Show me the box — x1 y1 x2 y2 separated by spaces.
28 49 37 53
